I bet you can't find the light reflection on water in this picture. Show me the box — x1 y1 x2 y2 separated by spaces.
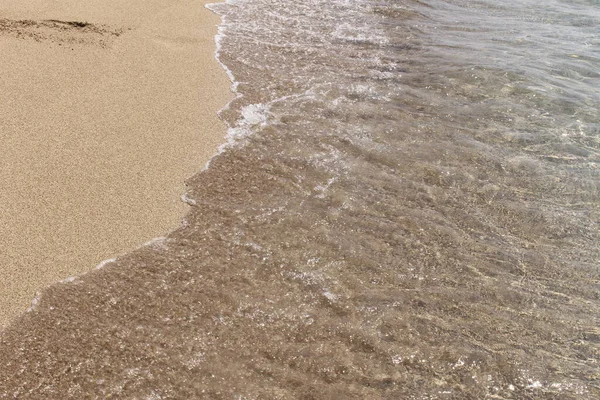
1 0 599 398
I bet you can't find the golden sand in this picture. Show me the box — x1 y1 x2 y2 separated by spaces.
0 0 231 327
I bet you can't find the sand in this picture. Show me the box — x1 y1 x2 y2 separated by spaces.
0 0 231 327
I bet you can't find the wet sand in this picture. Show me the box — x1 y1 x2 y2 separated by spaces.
0 0 231 327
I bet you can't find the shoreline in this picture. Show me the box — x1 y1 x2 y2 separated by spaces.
0 0 232 327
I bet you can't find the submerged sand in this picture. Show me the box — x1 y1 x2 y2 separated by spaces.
0 0 231 327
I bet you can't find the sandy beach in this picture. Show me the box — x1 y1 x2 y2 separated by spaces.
0 0 231 327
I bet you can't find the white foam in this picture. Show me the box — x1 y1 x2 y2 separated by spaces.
95 257 117 270
222 103 271 147
26 293 41 313
203 3 321 173
203 2 246 172
181 193 197 206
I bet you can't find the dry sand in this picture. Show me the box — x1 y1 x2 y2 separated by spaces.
0 0 231 327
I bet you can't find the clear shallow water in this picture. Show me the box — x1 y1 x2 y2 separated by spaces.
1 0 599 398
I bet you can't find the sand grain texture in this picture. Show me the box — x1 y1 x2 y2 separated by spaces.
0 0 231 326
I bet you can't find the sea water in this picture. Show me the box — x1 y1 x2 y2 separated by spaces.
1 0 599 398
